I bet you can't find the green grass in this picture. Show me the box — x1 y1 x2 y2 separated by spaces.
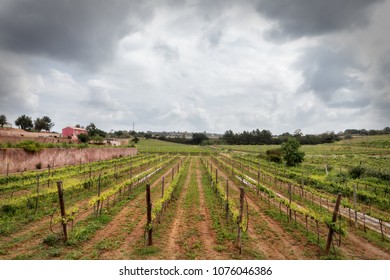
136 138 211 154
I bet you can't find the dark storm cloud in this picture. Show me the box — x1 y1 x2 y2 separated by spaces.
256 0 384 40
296 46 368 106
0 0 153 69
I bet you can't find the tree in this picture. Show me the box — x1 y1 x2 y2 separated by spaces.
131 136 139 144
42 116 54 131
77 133 90 143
34 116 54 131
0 114 7 127
192 133 208 145
86 123 106 138
222 130 235 144
15 114 33 131
281 137 305 166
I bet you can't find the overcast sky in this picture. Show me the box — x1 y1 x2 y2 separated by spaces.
0 0 389 134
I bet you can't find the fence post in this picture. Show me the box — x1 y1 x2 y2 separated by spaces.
162 176 165 198
237 187 244 254
353 184 358 228
226 180 229 225
146 183 153 246
56 181 67 242
325 193 342 255
379 219 384 241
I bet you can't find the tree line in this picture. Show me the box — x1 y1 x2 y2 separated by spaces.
0 114 54 132
221 127 390 145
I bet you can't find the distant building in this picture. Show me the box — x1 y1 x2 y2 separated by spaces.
105 139 121 146
62 126 87 139
2 122 12 128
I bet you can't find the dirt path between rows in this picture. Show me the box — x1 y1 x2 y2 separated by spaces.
100 166 177 260
162 160 193 259
339 230 390 259
79 168 173 259
194 158 231 259
210 158 317 259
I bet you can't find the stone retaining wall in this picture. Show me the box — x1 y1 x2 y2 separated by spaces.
0 147 137 175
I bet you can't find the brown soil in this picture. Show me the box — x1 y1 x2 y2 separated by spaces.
339 230 390 259
210 159 318 259
95 165 177 260
162 160 193 259
194 158 231 259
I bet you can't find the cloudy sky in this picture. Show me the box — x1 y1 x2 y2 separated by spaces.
0 0 389 134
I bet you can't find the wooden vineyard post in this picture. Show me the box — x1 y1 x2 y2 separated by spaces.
226 180 229 225
257 170 260 196
325 193 342 255
162 176 165 198
216 169 218 184
56 181 67 242
379 219 384 241
146 183 153 246
237 187 244 254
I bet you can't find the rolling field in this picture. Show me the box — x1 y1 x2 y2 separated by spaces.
0 136 389 260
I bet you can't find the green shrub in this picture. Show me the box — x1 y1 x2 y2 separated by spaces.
349 165 365 179
16 140 43 153
266 148 283 163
